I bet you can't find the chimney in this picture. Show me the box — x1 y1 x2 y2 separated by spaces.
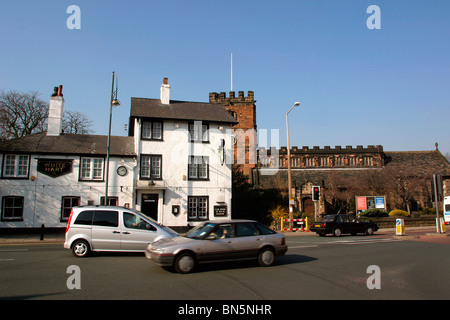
47 85 65 136
160 77 170 104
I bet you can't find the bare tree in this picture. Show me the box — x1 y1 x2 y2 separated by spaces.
0 90 48 140
0 89 94 140
63 110 94 134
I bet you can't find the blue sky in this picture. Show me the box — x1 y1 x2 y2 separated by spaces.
1 0 449 155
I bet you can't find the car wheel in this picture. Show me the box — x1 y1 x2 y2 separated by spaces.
72 240 90 257
333 227 342 237
258 247 275 267
366 227 374 236
174 252 196 274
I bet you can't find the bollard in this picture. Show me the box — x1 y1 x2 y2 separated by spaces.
40 224 45 241
395 218 405 236
437 217 446 233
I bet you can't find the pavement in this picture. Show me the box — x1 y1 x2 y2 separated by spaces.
0 226 449 245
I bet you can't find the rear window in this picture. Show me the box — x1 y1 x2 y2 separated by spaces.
255 222 276 235
74 210 94 225
236 222 259 237
93 210 119 227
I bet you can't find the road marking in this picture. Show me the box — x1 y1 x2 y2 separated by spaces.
0 259 14 261
0 249 29 252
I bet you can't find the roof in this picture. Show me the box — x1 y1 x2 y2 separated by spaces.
130 98 238 124
384 150 450 176
0 133 135 157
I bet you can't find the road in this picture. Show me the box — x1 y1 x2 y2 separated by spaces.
1 232 450 301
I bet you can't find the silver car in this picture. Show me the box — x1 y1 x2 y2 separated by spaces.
64 206 178 257
145 220 288 273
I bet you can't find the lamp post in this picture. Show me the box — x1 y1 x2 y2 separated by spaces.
104 71 120 205
286 102 300 226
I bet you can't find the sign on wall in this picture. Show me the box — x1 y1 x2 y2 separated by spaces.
356 196 386 212
37 159 73 178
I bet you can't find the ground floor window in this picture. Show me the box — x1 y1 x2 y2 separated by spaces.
61 196 80 222
100 196 118 206
1 196 24 221
188 196 208 221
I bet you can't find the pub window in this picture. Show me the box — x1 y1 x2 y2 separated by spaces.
1 196 24 221
80 157 104 181
142 121 163 140
2 155 29 178
188 196 209 221
140 155 162 180
61 196 80 221
189 121 209 142
188 156 209 180
100 196 118 206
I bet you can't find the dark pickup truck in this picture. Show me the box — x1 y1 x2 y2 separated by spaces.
309 214 379 237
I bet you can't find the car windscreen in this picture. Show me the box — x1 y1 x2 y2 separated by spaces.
185 223 216 239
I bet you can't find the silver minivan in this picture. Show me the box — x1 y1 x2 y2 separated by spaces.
64 206 178 257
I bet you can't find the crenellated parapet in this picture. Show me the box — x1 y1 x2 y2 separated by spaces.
258 145 385 169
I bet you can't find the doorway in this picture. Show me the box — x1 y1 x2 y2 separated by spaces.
141 194 159 221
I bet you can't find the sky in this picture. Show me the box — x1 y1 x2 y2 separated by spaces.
1 0 449 156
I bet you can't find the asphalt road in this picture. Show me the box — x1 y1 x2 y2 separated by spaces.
1 233 449 301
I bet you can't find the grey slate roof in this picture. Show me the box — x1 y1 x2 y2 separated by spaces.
0 133 135 156
130 98 238 124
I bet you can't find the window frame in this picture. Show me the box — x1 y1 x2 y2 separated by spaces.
187 196 209 221
188 121 209 143
61 196 80 222
2 154 30 179
1 196 24 221
141 120 163 141
140 154 162 180
79 157 105 181
188 156 209 180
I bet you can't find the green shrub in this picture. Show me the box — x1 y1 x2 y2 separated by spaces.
419 207 435 215
360 208 388 217
389 209 410 217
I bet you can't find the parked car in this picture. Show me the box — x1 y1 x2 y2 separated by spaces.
146 220 288 273
309 214 379 237
64 206 178 257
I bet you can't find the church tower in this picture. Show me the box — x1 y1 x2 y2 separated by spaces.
209 91 257 177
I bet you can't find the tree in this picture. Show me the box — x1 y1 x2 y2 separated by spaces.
0 89 94 140
63 110 93 134
0 90 47 140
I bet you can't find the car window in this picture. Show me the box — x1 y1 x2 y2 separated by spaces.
255 222 276 235
93 210 119 227
74 210 94 225
236 222 260 237
212 224 235 239
123 212 156 231
337 215 348 223
348 215 358 223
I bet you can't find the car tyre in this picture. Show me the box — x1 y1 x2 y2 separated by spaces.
366 227 374 236
174 252 196 274
72 240 90 257
333 227 342 237
258 247 275 267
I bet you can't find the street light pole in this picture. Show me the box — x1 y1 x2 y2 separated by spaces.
105 71 120 205
286 102 300 227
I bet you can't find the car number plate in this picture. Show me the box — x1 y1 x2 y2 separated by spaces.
315 224 321 227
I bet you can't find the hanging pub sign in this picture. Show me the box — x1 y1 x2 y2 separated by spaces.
37 159 73 178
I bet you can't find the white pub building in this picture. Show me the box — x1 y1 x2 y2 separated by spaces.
0 79 237 232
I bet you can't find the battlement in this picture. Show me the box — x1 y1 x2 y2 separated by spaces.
209 91 255 105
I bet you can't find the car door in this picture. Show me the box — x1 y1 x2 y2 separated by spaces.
198 224 235 262
347 215 362 234
231 222 262 259
91 210 121 251
120 211 158 251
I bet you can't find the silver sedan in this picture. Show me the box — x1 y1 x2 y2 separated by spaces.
145 220 288 273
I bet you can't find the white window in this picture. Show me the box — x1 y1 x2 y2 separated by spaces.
189 121 209 142
2 155 29 178
188 156 209 180
188 196 209 221
142 121 163 140
140 155 162 180
80 157 104 181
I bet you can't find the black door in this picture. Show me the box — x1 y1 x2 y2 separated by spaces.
141 194 158 221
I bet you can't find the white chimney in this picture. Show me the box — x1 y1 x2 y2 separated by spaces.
47 85 65 136
160 77 170 104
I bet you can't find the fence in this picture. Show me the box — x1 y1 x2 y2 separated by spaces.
282 218 309 232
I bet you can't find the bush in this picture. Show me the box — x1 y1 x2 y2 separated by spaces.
359 208 388 217
389 209 410 217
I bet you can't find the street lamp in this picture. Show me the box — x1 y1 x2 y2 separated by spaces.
286 101 300 226
104 71 120 205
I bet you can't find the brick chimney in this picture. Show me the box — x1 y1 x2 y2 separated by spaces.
160 77 170 104
47 85 64 136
